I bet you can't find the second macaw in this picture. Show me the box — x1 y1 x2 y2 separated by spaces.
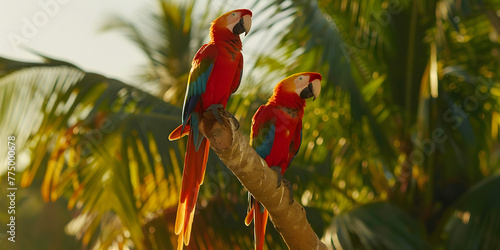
245 72 322 250
168 9 252 249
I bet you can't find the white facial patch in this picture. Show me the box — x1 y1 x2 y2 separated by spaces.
294 75 310 95
226 12 241 31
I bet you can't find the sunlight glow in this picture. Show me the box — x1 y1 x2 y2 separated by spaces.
338 137 346 147
462 211 471 224
430 42 439 98
301 190 312 206
338 180 346 189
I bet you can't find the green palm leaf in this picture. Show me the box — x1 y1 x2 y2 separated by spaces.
324 202 428 249
0 56 185 248
444 174 500 249
101 0 223 105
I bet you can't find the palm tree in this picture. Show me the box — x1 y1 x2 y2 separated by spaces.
1 0 500 249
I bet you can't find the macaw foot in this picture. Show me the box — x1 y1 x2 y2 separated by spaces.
205 104 240 130
270 166 294 204
225 110 240 131
206 104 225 124
270 166 284 188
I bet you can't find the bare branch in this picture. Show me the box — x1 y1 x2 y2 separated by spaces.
200 108 327 250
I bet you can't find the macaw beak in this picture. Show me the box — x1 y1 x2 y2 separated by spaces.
299 78 321 101
232 14 252 36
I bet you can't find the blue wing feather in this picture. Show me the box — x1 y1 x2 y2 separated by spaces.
254 125 275 159
179 45 217 151
182 63 214 125
181 45 217 126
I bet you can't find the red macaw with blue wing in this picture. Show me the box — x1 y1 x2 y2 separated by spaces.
169 9 252 249
245 72 322 250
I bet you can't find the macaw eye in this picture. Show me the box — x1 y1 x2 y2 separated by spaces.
298 76 304 81
231 12 237 17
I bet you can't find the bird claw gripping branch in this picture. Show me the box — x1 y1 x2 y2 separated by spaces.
205 104 240 131
270 166 294 205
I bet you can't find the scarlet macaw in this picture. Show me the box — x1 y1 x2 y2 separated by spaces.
168 9 252 249
245 72 322 250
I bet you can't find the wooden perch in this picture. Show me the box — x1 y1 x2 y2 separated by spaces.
199 107 327 250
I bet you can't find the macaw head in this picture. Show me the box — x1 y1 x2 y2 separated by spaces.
269 72 322 109
210 9 252 41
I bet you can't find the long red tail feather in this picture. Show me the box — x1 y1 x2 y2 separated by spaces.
169 124 191 141
254 200 268 250
175 133 210 249
245 207 255 226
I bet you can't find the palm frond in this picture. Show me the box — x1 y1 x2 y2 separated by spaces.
0 56 186 248
101 0 224 105
444 174 500 249
324 202 428 249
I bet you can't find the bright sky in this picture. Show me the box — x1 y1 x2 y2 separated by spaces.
0 0 261 83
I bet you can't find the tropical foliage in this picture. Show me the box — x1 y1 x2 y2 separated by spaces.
1 0 499 249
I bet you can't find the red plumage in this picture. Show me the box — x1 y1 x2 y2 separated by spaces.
169 9 252 249
247 72 322 249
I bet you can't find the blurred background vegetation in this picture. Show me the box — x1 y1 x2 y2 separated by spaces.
1 0 500 249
